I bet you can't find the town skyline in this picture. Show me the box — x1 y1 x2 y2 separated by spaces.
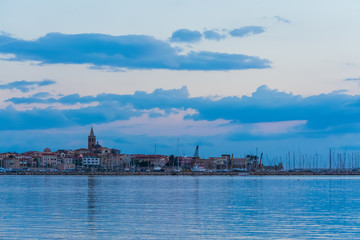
2 126 282 173
1 0 360 157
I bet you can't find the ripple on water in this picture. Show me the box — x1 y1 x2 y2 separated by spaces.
0 176 360 239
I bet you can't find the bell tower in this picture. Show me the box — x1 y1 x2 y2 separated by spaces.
88 126 96 151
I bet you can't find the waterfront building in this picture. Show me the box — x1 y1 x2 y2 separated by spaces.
56 151 75 171
0 153 20 170
41 152 58 169
82 154 101 168
129 154 168 169
40 148 64 169
21 151 42 168
180 157 194 169
232 158 256 170
122 155 132 168
98 148 120 170
0 158 20 169
194 158 211 169
208 155 230 170
19 155 31 168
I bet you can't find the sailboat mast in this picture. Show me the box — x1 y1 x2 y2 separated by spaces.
330 149 332 171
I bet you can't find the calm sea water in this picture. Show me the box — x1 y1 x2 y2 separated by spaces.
0 176 360 239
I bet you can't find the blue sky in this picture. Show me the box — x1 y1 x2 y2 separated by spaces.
1 0 360 159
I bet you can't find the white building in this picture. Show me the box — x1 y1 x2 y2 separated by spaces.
82 155 100 167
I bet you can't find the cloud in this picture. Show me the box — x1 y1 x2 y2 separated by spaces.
0 34 14 44
103 111 233 137
0 32 270 71
5 85 360 140
169 29 202 43
0 102 142 131
38 80 56 86
0 31 12 36
31 92 52 98
4 86 360 155
0 79 56 92
203 30 226 41
274 16 291 24
6 86 190 107
345 77 360 81
229 26 265 37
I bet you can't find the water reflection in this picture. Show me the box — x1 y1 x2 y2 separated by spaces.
0 176 360 239
87 176 97 231
194 177 199 215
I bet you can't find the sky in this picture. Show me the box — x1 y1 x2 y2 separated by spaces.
1 0 360 161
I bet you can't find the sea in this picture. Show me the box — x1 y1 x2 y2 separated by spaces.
0 175 359 239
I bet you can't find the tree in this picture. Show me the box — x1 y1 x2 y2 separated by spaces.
166 155 175 167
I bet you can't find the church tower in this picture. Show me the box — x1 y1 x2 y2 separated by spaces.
88 127 96 151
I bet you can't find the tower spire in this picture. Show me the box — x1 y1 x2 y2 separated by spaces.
88 126 96 151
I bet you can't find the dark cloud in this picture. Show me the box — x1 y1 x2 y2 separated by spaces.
5 85 360 139
229 26 265 37
0 34 14 45
169 29 202 43
203 30 226 41
0 32 270 71
0 79 56 92
0 101 142 131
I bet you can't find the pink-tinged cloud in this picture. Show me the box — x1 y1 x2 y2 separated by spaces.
98 109 235 137
250 120 307 135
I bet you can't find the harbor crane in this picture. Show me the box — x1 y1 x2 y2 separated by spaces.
193 145 199 159
258 152 263 169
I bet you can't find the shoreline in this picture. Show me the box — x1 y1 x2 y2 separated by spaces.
1 171 360 176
